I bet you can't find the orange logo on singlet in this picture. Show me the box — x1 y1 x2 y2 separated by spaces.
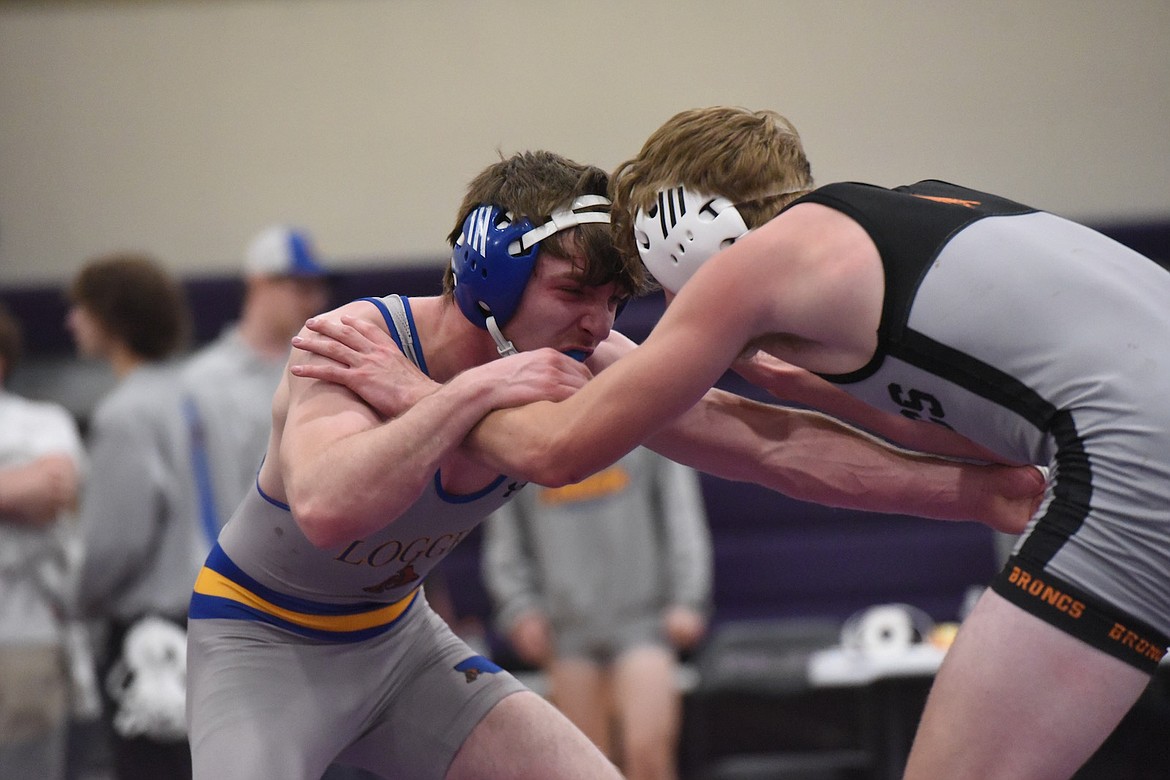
1007 566 1085 618
1108 623 1166 664
911 194 982 209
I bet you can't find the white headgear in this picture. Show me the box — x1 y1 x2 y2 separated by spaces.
632 187 749 295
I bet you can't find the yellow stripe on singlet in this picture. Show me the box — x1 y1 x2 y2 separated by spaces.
193 566 418 633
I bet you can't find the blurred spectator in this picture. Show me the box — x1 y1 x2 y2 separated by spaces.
0 302 85 780
482 447 713 780
179 225 330 544
66 253 197 780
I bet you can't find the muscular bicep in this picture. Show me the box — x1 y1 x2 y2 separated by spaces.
275 301 404 490
282 367 381 463
273 356 437 546
260 330 380 505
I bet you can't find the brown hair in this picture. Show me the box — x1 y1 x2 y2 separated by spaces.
442 151 647 298
610 106 814 271
68 253 191 360
0 301 23 382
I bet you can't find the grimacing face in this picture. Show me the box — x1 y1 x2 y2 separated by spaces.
501 249 622 361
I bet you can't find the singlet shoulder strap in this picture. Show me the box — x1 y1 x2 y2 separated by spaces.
361 294 424 372
383 295 421 370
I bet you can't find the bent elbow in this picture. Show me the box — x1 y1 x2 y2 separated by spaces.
288 478 428 550
502 434 598 488
523 461 588 489
289 496 348 549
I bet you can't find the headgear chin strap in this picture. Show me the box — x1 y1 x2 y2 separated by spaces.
451 195 611 357
633 186 804 295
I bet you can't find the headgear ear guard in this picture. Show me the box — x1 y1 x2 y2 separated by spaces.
451 194 611 356
632 187 750 296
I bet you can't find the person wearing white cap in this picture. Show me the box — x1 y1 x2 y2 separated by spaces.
179 226 331 547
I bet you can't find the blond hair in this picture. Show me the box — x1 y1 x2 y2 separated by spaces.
610 106 814 268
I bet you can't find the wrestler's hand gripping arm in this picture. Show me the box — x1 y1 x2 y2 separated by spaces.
274 301 590 548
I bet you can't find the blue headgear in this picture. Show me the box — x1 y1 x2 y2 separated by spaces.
451 194 611 356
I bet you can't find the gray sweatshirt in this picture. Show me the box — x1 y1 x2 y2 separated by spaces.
75 363 201 622
482 446 712 637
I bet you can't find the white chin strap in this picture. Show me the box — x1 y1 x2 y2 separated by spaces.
486 315 518 357
493 194 612 357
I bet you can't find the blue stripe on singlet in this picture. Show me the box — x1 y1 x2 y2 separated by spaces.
189 543 418 642
359 295 429 376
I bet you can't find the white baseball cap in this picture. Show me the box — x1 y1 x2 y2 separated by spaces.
243 225 327 278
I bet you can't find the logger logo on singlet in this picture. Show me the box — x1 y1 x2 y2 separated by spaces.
455 655 503 683
362 564 420 594
503 480 527 498
335 529 474 569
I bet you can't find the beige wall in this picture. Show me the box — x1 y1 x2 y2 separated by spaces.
2 0 1168 286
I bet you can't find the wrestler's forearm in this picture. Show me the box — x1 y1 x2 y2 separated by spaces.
462 401 582 485
462 383 939 506
734 352 1005 463
464 383 966 506
719 409 974 519
756 412 1036 531
644 390 1025 526
464 332 725 484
